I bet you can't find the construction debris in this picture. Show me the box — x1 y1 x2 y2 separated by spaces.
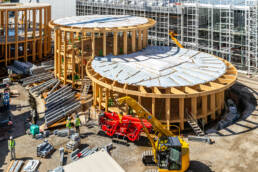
71 146 98 161
44 85 80 127
8 160 24 172
53 129 75 137
29 78 59 96
66 133 81 151
37 140 55 158
21 72 54 87
23 160 40 172
71 143 113 161
7 61 33 75
59 147 64 166
188 135 215 144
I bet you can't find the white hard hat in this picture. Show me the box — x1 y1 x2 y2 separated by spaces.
10 136 13 140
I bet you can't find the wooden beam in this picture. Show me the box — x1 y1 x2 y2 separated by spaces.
166 97 171 130
138 30 142 50
93 82 98 107
38 9 42 59
103 32 106 56
209 82 224 88
211 94 216 120
71 32 75 87
44 7 47 57
223 74 235 79
64 31 67 85
81 33 84 79
153 87 161 94
202 96 207 124
132 30 136 52
221 91 225 110
58 30 61 78
113 31 118 56
15 10 18 61
152 98 155 117
138 96 142 105
216 92 221 115
123 31 127 54
184 87 199 94
5 10 8 66
123 83 128 89
143 29 147 48
216 78 231 84
191 97 197 119
105 88 109 112
170 87 185 94
32 9 36 61
199 84 214 91
92 32 95 58
179 98 184 130
99 86 102 110
139 86 147 94
54 29 58 77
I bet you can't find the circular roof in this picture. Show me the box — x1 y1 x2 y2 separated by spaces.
52 15 149 28
92 46 227 88
0 3 50 10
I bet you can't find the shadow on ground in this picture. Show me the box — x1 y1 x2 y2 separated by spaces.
213 82 258 137
188 160 212 172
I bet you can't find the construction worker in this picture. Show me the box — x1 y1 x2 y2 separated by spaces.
74 114 81 135
8 136 16 160
66 116 72 138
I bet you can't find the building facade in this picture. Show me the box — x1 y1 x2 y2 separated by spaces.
76 0 258 74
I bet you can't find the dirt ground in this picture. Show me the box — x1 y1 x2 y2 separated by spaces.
0 72 257 172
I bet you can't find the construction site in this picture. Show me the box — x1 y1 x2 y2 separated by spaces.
0 0 257 172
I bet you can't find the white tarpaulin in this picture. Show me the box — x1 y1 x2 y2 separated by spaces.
63 149 125 172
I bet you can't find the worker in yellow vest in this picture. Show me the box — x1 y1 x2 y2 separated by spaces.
66 116 72 138
74 114 81 136
8 136 16 160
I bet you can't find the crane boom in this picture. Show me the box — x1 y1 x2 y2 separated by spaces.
169 31 184 48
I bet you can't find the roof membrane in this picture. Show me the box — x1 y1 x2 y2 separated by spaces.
52 15 148 28
92 46 227 88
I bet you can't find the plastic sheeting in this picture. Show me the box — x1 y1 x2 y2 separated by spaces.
92 46 227 88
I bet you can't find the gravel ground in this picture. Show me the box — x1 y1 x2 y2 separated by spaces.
0 73 257 172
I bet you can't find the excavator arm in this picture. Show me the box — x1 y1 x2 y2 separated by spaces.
117 96 175 138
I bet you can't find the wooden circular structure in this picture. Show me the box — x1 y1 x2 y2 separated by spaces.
0 3 51 66
86 46 238 130
49 15 156 87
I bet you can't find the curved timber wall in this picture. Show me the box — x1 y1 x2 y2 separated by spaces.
87 54 237 130
49 15 156 87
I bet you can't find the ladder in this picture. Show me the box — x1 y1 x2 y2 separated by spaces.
80 77 92 101
186 111 205 136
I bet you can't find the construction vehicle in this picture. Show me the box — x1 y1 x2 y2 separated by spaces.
99 111 152 142
117 96 190 172
169 31 184 48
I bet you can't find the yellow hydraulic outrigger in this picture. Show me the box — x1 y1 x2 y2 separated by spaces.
117 96 190 172
169 31 184 48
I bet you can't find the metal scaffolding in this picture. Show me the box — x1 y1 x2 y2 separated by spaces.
76 0 258 73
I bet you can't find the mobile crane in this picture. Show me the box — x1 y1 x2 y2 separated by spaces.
117 96 190 172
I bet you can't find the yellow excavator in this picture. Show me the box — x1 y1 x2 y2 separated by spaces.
117 96 190 172
169 31 184 48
